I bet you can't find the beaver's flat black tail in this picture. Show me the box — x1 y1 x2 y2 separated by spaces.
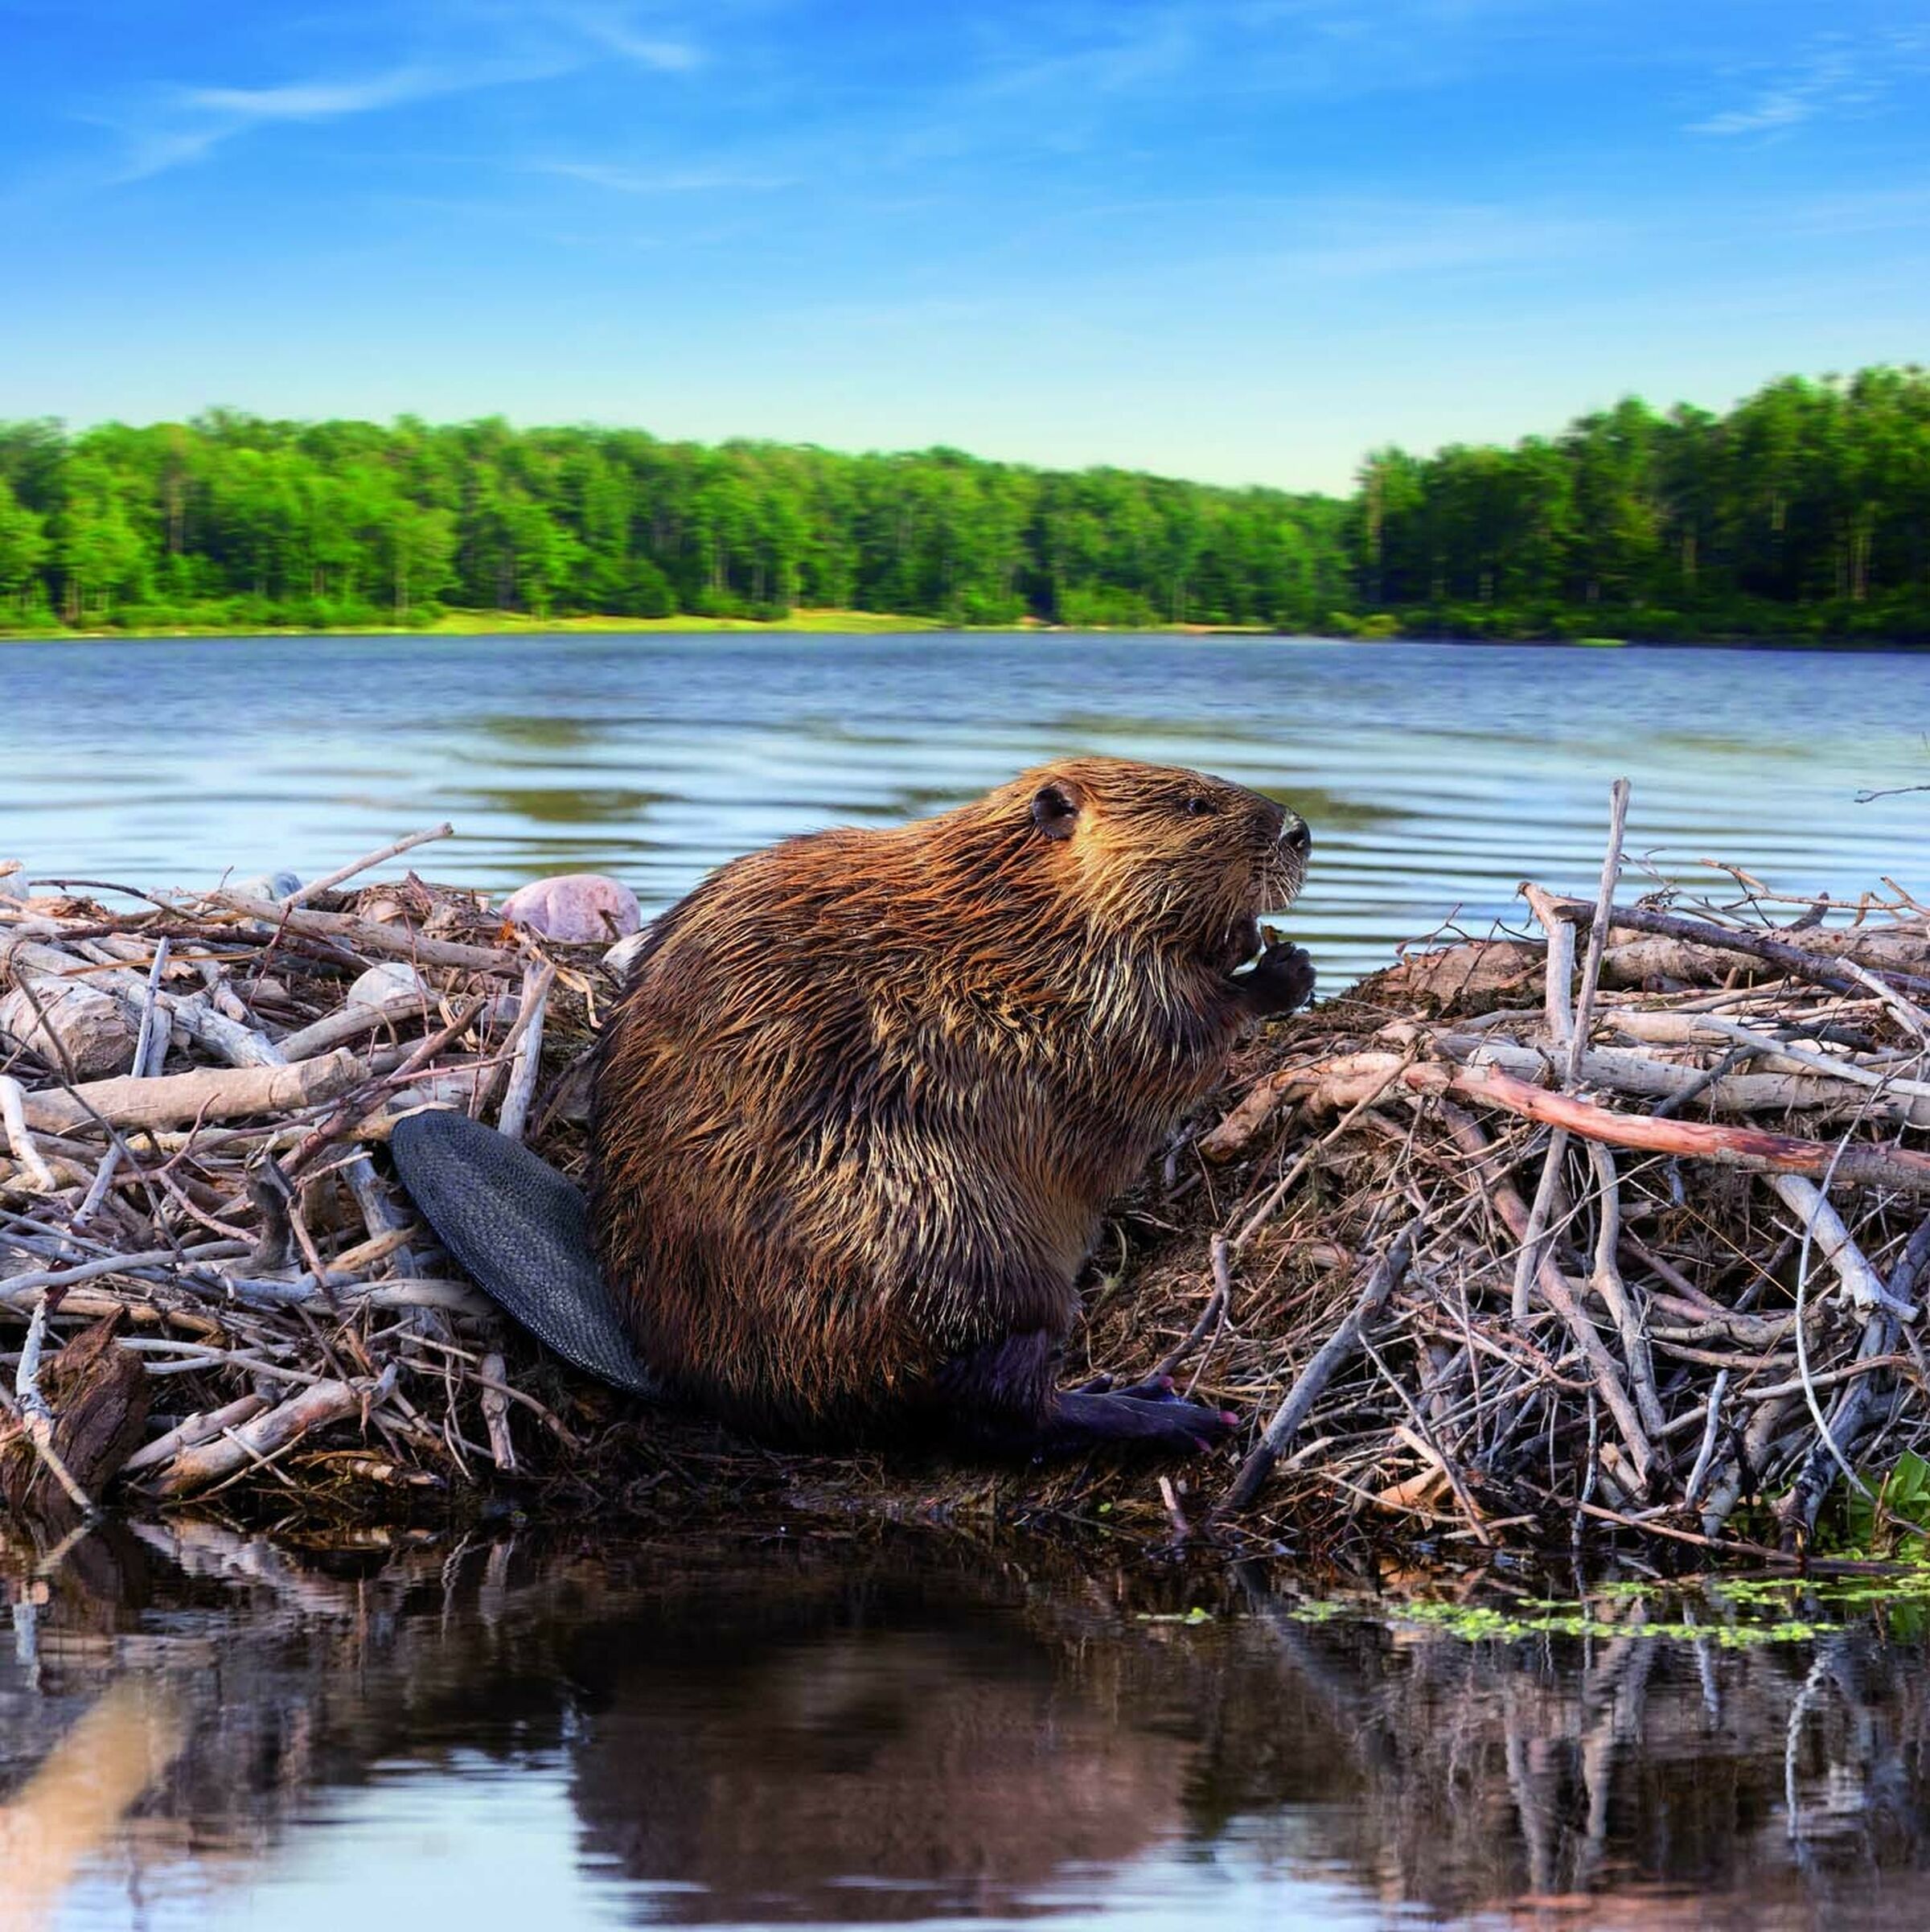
389 1109 657 1396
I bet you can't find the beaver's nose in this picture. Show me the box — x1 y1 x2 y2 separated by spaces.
1280 812 1312 858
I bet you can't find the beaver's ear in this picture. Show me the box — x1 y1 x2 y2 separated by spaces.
1029 780 1081 841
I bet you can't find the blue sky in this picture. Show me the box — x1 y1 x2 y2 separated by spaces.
2 0 1927 491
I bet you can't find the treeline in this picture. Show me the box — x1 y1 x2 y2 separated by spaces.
1355 366 1930 641
0 366 1927 639
0 413 1349 634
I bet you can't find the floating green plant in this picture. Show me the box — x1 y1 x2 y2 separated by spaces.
1387 1598 1831 1646
1283 1599 1348 1623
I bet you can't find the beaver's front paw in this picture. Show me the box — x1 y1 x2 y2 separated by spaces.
1239 939 1315 1019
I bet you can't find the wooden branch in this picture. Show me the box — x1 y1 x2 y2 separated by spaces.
120 1394 270 1476
1431 1030 1930 1129
0 1075 59 1191
146 1364 397 1496
1437 1101 1656 1488
1451 1061 1930 1195
1513 782 1628 1323
1523 884 1578 1051
1565 779 1630 1082
0 1248 184 1308
212 892 518 973
1270 1047 1930 1194
1150 1236 1232 1380
478 1350 516 1473
277 965 429 1061
1513 883 1578 1322
19 1049 365 1136
1 931 279 1068
1550 898 1930 997
1198 1073 1296 1161
497 960 555 1143
283 823 454 908
1588 1140 1668 1441
0 977 138 1079
1605 1008 1930 1102
1767 1174 1917 1319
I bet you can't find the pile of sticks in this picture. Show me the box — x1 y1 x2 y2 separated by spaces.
1083 783 1930 1558
0 828 612 1520
3 791 1928 1563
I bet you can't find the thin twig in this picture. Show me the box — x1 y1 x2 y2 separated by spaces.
283 824 455 909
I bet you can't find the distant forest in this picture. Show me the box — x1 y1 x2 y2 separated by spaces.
2 365 1927 640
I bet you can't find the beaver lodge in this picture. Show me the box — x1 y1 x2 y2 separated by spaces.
3 800 1929 1569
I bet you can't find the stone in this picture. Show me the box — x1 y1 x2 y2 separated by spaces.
228 869 304 902
346 961 428 1012
501 874 641 945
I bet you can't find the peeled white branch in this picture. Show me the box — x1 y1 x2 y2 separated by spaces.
1767 1174 1917 1321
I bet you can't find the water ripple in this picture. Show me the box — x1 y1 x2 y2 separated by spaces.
3 633 1924 984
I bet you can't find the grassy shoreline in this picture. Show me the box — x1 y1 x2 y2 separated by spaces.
2 606 942 642
0 606 1291 643
4 606 1924 647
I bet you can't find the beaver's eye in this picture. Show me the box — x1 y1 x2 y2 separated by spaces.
1183 795 1217 818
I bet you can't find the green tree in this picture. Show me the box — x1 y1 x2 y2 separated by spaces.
53 454 147 621
0 475 48 615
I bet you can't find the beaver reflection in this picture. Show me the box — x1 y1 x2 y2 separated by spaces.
556 1550 1930 1926
560 1556 1192 1921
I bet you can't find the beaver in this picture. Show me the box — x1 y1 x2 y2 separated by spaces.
392 757 1312 1455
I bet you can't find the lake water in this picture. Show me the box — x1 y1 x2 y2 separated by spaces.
3 632 1927 983
6 632 1930 1930
6 1526 1930 1932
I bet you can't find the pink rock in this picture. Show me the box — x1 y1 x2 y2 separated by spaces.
501 873 641 944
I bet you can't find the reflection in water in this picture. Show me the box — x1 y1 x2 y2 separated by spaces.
3 633 1927 983
3 1525 1929 1929
0 1680 184 1932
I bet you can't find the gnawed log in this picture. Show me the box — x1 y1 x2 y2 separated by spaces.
0 978 138 1078
0 1311 150 1525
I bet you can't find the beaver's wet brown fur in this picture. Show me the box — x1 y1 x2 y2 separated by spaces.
589 758 1311 1453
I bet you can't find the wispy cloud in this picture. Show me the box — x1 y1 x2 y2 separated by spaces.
110 54 570 181
1688 37 1893 138
1780 185 1930 236
98 6 706 184
971 7 1198 101
561 4 704 73
181 68 458 123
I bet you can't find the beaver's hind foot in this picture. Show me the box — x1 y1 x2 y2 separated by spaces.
1045 1387 1238 1455
943 1336 1235 1457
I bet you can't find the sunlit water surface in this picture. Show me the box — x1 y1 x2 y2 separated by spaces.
6 1528 1930 1932
3 633 1926 981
